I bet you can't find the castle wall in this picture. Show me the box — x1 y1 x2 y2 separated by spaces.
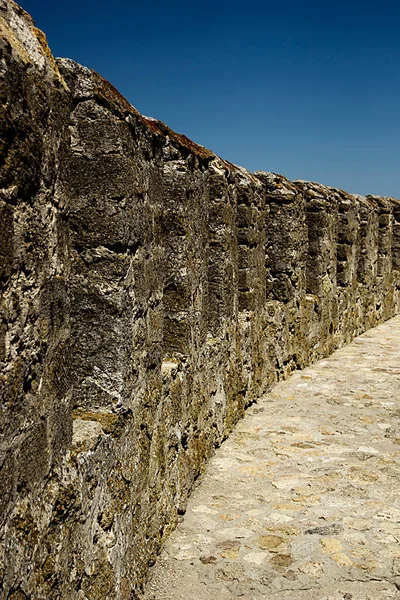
1 3 400 598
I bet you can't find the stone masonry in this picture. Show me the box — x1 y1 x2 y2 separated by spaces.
0 2 399 598
142 315 400 600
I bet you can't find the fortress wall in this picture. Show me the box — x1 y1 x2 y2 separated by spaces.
0 2 73 596
1 3 400 598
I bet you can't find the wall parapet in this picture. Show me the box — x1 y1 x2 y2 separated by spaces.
1 3 399 598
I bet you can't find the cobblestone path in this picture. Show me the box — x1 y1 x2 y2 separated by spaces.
142 316 400 600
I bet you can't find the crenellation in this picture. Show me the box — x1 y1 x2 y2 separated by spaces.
336 190 360 289
1 3 400 599
259 172 307 304
206 160 237 335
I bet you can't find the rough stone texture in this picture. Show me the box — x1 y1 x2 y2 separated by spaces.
141 315 400 600
0 2 399 598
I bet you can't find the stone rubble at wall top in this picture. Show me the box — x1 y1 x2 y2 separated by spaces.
0 2 400 599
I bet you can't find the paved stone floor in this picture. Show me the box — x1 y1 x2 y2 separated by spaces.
142 316 400 600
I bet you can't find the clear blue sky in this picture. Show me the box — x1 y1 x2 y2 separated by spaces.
23 0 399 197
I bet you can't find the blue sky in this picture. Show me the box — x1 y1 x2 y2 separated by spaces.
23 0 399 196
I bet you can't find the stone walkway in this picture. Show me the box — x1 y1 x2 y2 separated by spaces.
142 316 400 600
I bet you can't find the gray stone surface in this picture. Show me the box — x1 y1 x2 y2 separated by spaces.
0 2 400 598
142 316 400 600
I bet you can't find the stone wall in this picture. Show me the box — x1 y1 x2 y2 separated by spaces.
1 2 400 598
